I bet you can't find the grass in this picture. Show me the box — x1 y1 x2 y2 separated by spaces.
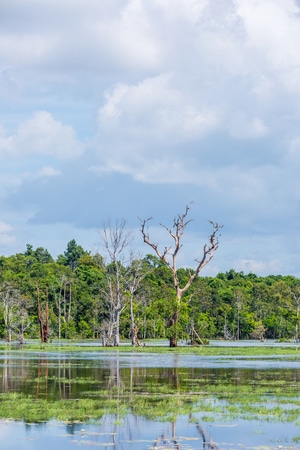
1 339 300 357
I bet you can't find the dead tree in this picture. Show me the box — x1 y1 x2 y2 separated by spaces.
132 326 142 347
0 282 21 342
37 284 49 343
101 219 133 346
291 286 300 343
14 298 32 344
140 204 222 347
125 257 145 346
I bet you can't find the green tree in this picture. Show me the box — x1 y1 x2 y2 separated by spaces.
74 253 106 339
62 239 86 270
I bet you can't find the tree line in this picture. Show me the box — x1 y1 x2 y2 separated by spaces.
0 209 299 346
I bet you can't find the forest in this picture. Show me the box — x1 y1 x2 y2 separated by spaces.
0 233 299 346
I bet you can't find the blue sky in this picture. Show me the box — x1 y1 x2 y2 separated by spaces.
1 0 300 276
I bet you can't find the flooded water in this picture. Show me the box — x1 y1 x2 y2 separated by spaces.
1 416 300 450
0 345 300 449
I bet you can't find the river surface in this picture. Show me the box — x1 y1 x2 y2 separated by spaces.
0 343 299 449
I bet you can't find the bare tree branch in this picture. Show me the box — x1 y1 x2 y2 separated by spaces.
100 219 134 346
140 207 222 300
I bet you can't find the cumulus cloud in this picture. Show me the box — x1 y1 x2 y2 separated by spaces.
1 0 300 274
89 0 300 187
96 74 218 181
153 0 208 24
99 74 217 138
0 111 83 160
237 0 300 67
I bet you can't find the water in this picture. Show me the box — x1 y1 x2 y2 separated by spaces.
1 416 299 449
0 346 300 449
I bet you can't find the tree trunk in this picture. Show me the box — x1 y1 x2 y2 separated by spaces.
68 281 72 321
168 305 179 347
114 333 120 346
130 293 135 345
4 302 12 342
131 326 142 347
19 317 25 344
113 309 120 346
37 285 49 343
6 329 11 342
295 304 300 342
169 336 177 347
130 326 136 346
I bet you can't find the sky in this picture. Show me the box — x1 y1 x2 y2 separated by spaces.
1 0 300 277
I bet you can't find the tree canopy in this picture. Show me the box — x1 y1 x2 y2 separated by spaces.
0 237 299 345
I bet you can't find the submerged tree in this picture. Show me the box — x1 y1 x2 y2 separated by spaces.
290 285 300 342
100 219 133 346
0 282 32 342
36 283 49 343
140 204 222 347
12 296 32 344
126 258 145 346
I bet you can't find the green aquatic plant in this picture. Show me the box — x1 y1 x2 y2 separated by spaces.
0 344 300 425
0 372 299 425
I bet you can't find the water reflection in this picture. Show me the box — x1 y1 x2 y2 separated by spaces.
0 350 300 449
1 415 299 450
0 350 300 398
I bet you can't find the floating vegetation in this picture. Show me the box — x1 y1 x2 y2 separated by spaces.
0 345 300 431
0 369 300 425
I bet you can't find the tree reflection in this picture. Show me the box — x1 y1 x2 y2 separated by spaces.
154 422 179 449
196 422 217 449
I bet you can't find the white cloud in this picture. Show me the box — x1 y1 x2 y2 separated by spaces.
236 0 300 91
228 114 269 139
132 159 201 184
235 258 281 275
153 0 208 25
284 138 300 183
0 111 83 160
0 221 16 247
252 75 275 104
0 1 163 73
99 74 217 138
96 65 273 182
36 166 61 178
0 33 55 66
0 221 12 234
97 74 218 180
100 0 162 70
1 0 300 275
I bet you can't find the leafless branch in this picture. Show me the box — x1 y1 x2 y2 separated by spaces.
139 206 223 300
